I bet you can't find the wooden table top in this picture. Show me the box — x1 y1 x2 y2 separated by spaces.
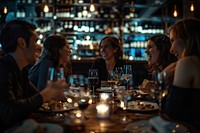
31 97 159 133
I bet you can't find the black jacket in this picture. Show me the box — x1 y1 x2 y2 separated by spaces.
0 54 43 132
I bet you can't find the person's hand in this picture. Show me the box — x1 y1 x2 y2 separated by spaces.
40 79 68 103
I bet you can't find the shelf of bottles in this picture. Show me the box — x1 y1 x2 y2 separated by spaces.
16 0 53 46
123 20 164 60
122 0 165 61
15 0 165 61
54 0 121 60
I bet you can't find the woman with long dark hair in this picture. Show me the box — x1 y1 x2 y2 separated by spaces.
29 34 71 91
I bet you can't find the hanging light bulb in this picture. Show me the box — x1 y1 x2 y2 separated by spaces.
43 4 49 13
90 0 95 12
130 1 135 12
173 5 178 17
3 6 8 14
190 2 194 12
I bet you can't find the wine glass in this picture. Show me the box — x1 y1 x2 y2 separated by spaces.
107 70 118 103
116 89 132 123
115 67 124 86
47 67 66 117
123 65 132 90
88 69 99 98
47 67 57 83
152 71 167 113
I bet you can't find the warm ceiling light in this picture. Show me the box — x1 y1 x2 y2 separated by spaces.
90 0 95 12
3 6 8 14
130 1 135 12
43 4 49 13
190 3 194 12
173 5 178 17
90 4 95 12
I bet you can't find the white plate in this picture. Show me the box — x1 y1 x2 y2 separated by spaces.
96 87 113 92
125 120 188 133
126 101 159 112
135 90 148 95
39 102 73 113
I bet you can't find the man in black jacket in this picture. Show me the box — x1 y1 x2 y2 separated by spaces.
0 20 67 132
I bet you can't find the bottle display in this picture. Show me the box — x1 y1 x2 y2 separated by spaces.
15 0 166 61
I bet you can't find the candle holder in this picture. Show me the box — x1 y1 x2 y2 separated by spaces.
99 93 110 103
96 103 110 119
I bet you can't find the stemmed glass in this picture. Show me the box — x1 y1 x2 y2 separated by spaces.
107 70 118 103
116 89 132 123
47 67 66 117
115 67 124 86
123 65 132 90
151 71 167 113
47 67 57 83
88 69 99 98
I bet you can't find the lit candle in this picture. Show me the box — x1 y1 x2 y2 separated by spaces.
96 103 110 119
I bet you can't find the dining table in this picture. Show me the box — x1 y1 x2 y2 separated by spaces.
6 88 195 133
28 89 161 133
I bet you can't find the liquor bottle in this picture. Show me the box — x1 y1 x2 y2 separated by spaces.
82 6 88 18
89 21 95 32
77 7 82 18
73 21 78 31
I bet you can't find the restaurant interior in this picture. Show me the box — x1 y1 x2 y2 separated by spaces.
0 0 200 132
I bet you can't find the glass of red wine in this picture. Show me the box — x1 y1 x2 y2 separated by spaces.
88 69 99 98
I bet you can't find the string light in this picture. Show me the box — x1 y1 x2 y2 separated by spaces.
90 0 95 12
3 6 8 14
190 2 194 12
173 5 178 17
130 0 135 12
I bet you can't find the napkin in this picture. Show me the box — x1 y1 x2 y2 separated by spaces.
149 116 170 133
12 119 64 133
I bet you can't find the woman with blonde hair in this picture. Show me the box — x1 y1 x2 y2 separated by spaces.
164 18 200 131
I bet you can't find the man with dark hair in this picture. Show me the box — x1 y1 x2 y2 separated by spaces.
0 19 66 132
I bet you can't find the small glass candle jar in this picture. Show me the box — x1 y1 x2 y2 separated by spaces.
99 93 110 103
96 103 110 119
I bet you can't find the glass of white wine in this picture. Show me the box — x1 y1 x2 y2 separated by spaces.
123 65 132 90
115 67 124 86
107 70 118 103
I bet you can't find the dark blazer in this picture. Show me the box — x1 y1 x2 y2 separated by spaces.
91 58 126 87
0 54 43 132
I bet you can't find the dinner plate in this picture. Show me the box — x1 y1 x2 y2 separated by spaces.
125 120 188 133
135 90 148 95
96 87 113 92
126 101 159 112
39 102 73 113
